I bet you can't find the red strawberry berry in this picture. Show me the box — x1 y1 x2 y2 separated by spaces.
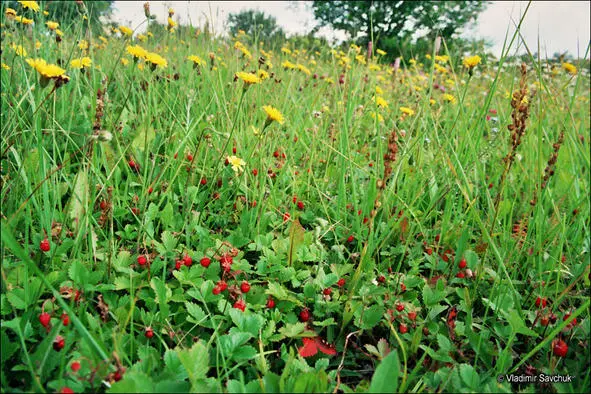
458 258 467 269
187 153 193 161
273 150 280 158
347 235 355 243
399 323 408 334
299 309 310 322
540 316 549 326
70 361 81 372
408 311 417 321
425 247 433 256
145 327 154 339
59 388 74 394
137 255 148 266
323 288 332 296
200 177 207 185
175 260 182 270
535 297 547 308
113 370 123 382
100 200 108 210
39 312 51 327
128 159 139 172
183 255 193 267
53 335 65 351
232 146 237 154
61 313 70 326
292 195 298 204
456 272 465 279
552 339 568 357
212 286 221 295
283 212 290 222
217 281 228 292
297 201 305 210
220 254 233 272
233 299 246 312
241 281 251 293
377 275 386 283
337 278 346 288
396 303 405 312
148 187 153 194
400 282 407 292
200 257 211 267
266 297 275 309
40 238 50 252
252 168 258 176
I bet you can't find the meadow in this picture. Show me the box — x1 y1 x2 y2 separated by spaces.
1 2 590 393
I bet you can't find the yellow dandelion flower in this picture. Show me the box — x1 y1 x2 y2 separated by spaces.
355 54 366 64
99 36 108 44
442 94 456 104
400 107 415 116
236 71 260 86
325 78 334 84
70 57 92 69
121 58 129 66
18 1 40 12
562 62 577 75
281 60 296 69
26 58 69 87
426 54 432 60
35 40 41 49
55 29 63 37
375 86 383 95
187 55 205 67
2 63 11 70
369 64 381 71
78 40 89 50
43 10 48 16
296 63 311 76
5 8 17 18
374 95 389 108
262 105 284 126
258 69 269 80
137 33 147 42
227 156 246 172
370 112 384 122
119 25 133 37
127 45 148 60
15 16 34 25
434 63 447 74
145 52 167 68
12 44 27 57
429 99 436 105
435 55 449 63
46 21 58 30
376 49 386 56
281 47 291 55
463 55 481 68
137 63 145 71
409 59 417 65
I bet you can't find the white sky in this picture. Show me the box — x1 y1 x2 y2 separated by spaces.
111 1 591 58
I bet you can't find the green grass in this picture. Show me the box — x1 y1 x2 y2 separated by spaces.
1 3 590 393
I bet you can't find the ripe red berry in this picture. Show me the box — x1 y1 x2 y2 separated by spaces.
53 335 65 351
552 339 568 357
233 299 246 312
425 247 433 255
100 200 108 210
220 254 233 272
266 297 275 309
435 234 441 243
299 309 310 322
540 316 549 326
396 303 405 312
70 361 81 372
137 255 148 266
175 260 182 270
458 258 467 269
61 313 70 326
323 288 332 296
128 159 139 172
456 272 465 279
200 257 211 267
347 235 355 243
535 297 548 308
273 150 280 158
145 327 154 339
113 370 123 382
187 153 194 161
240 281 251 293
232 146 237 154
148 187 153 194
283 212 290 222
183 255 193 267
217 280 228 292
39 312 51 327
337 278 346 288
40 238 50 252
292 195 298 204
408 311 417 321
297 201 305 210
400 282 407 292
399 323 408 334
377 275 386 283
212 286 221 295
252 168 258 176
59 388 74 394
200 177 207 185
131 207 140 215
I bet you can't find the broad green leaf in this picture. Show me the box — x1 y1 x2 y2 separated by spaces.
150 278 171 317
108 370 154 393
185 302 207 325
176 342 209 385
68 168 89 232
369 350 400 393
357 305 385 329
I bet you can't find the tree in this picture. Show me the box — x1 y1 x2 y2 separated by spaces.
310 1 487 49
227 10 285 43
